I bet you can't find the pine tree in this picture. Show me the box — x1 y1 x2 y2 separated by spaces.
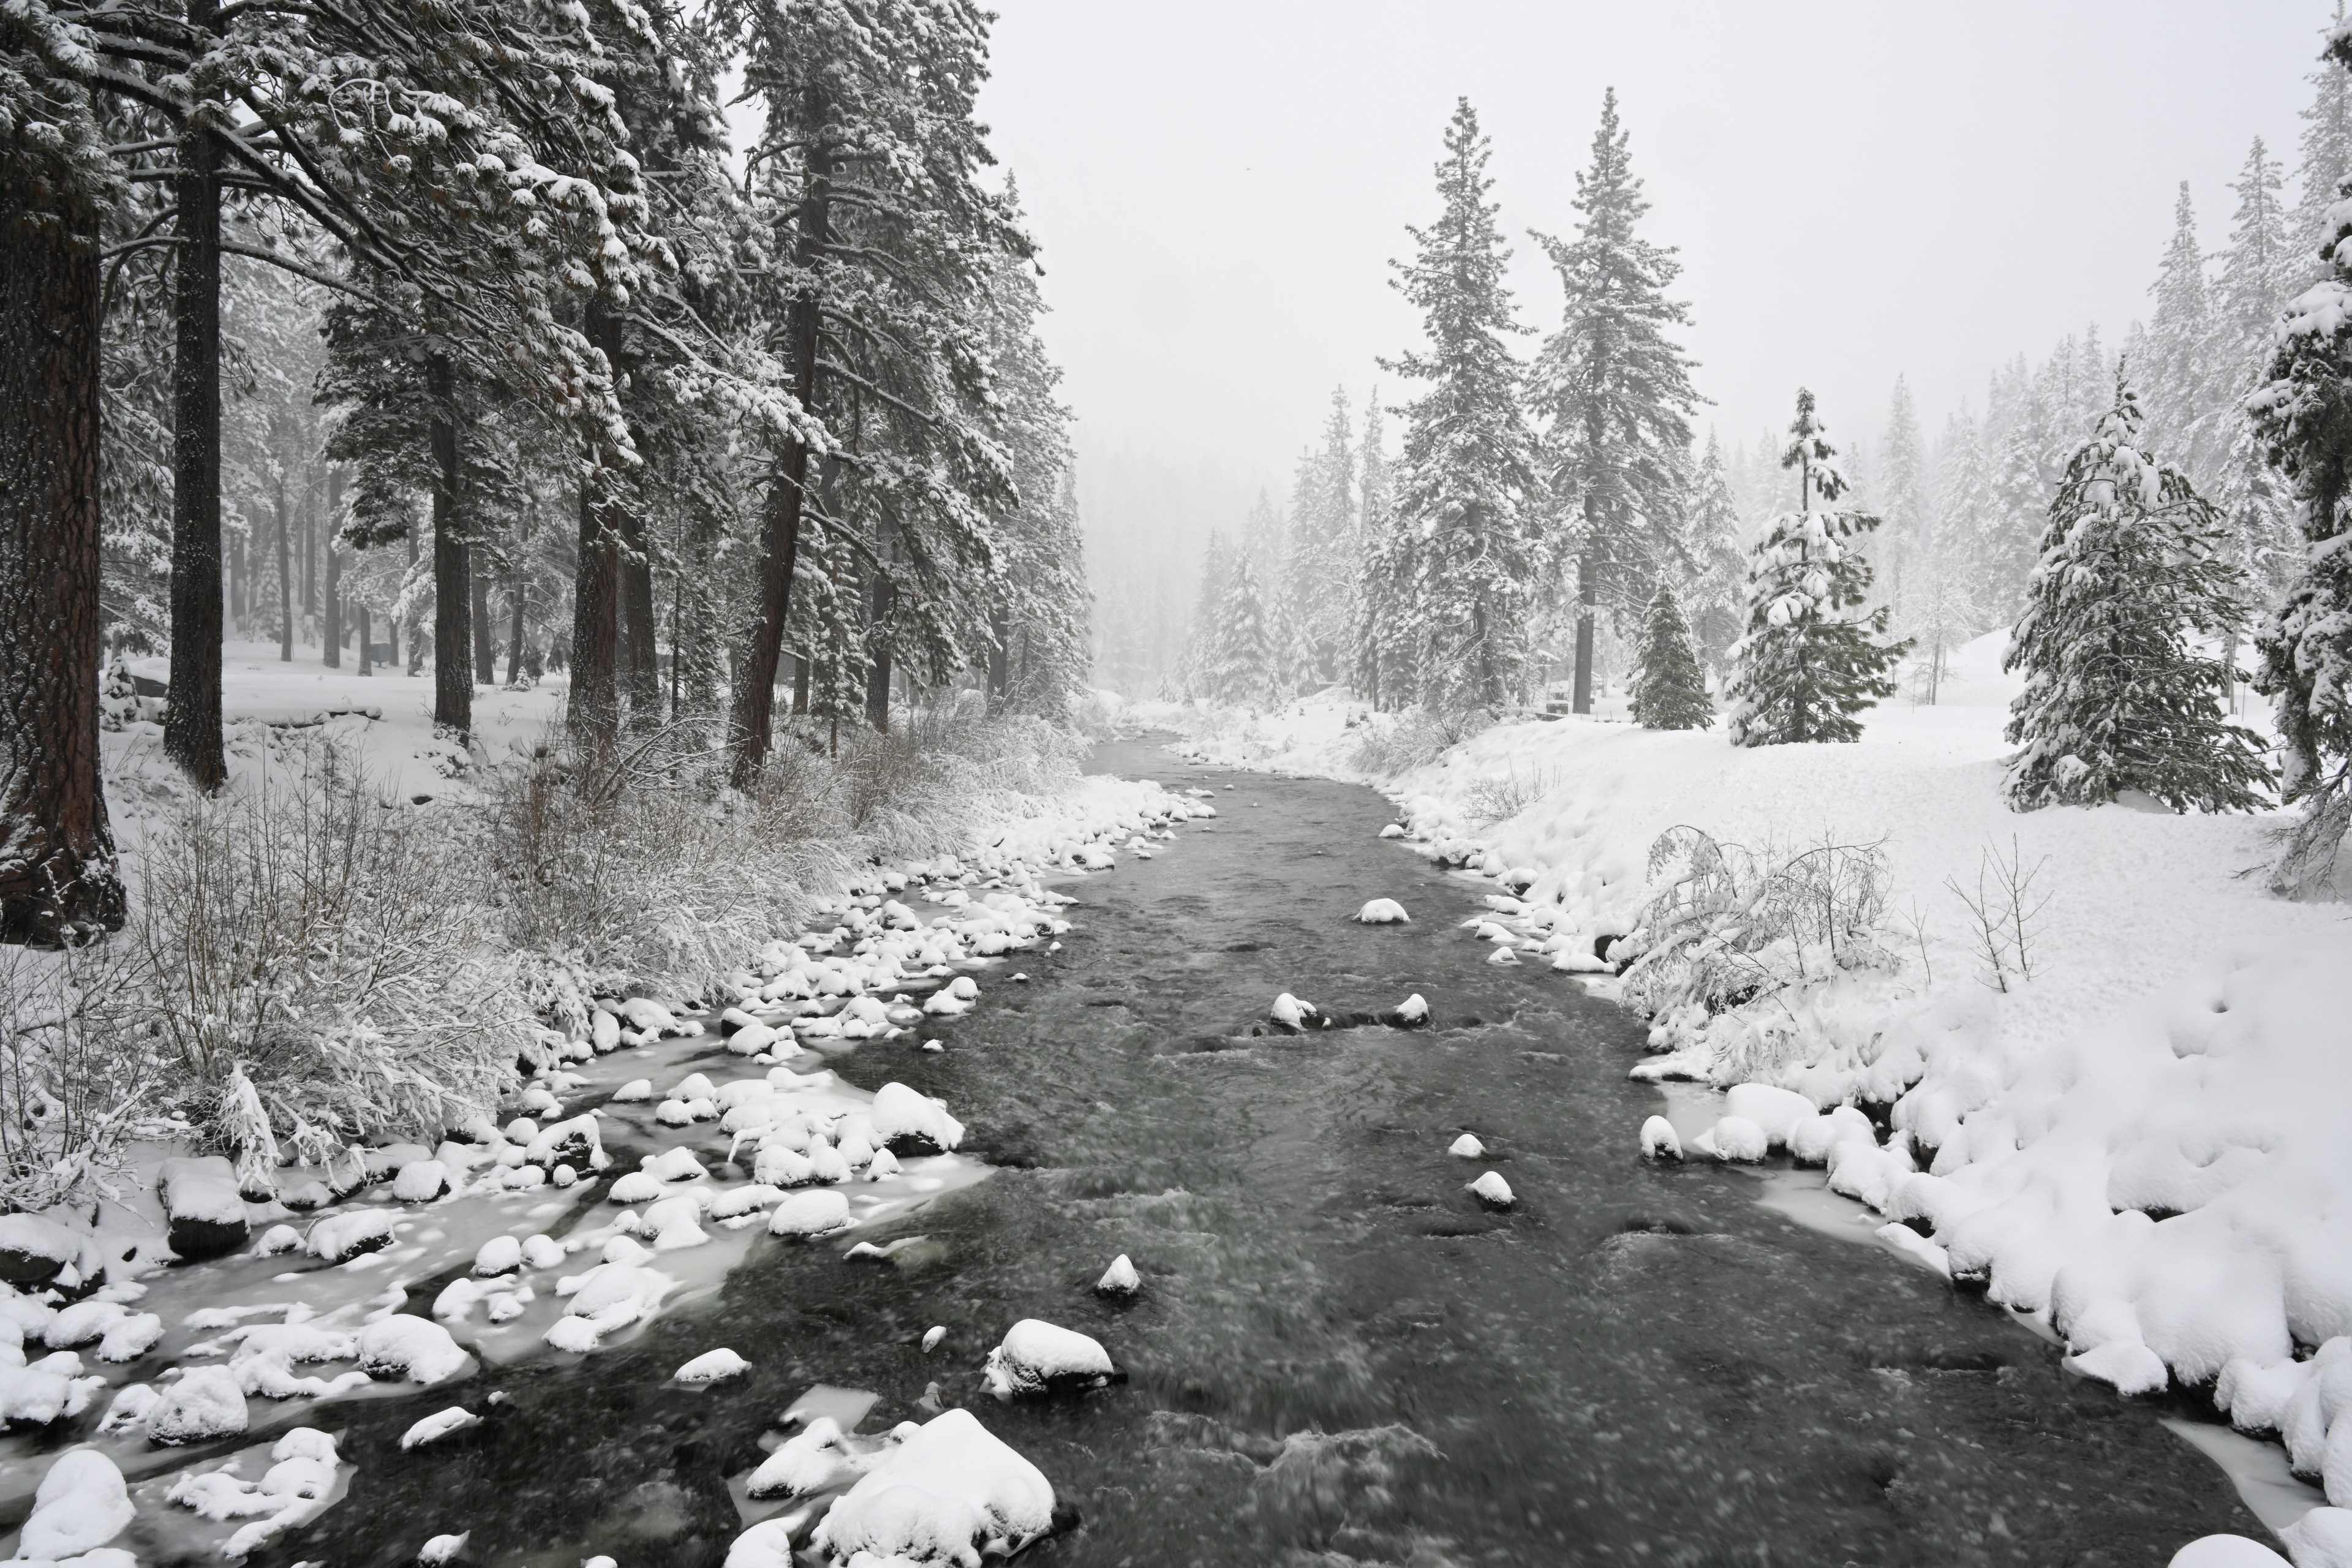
1876 375 1927 619
2207 138 2304 604
1683 431 1748 673
1354 393 1420 709
1629 579 1710 729
2143 183 2220 486
1281 389 1359 690
1913 409 1992 702
1384 98 1540 710
1530 88 1702 714
2006 376 2269 813
1211 551 1277 709
2297 1 2352 281
1725 390 1909 747
2252 24 2352 892
1180 531 1235 698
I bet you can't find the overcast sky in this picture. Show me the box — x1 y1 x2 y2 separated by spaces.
978 1 2329 499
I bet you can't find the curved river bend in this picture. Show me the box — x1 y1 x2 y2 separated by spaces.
292 737 2254 1567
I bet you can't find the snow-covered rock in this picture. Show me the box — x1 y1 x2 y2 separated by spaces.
746 1416 861 1499
400 1407 481 1449
871 1082 964 1153
1385 993 1431 1028
474 1235 522 1276
418 1531 470 1565
307 1208 399 1262
1639 1116 1682 1159
357 1316 470 1383
1724 1083 1817 1150
546 1262 671 1353
612 1078 654 1102
393 1158 450 1202
146 1364 248 1444
1468 1172 1516 1208
159 1155 249 1259
20 1448 133 1559
0 1214 80 1287
1708 1117 1768 1163
1449 1133 1485 1159
2280 1508 2352 1568
2166 1537 2291 1567
1355 899 1409 924
1096 1255 1140 1296
982 1319 1117 1398
674 1348 749 1385
769 1189 853 1239
809 1408 1057 1565
1270 992 1319 1031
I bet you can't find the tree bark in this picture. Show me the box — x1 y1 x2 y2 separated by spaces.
505 528 528 687
323 469 342 668
619 503 659 723
568 301 623 744
1571 507 1599 715
987 609 1009 707
470 552 495 685
1 168 124 940
864 572 895 734
274 470 292 662
357 605 371 676
428 353 470 734
301 470 316 626
163 40 225 788
791 650 809 716
229 530 246 626
728 109 832 786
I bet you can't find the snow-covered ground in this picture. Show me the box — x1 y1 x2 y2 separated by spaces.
2 648 1201 1564
1137 635 2352 1566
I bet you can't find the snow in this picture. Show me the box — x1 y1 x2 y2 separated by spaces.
2283 1509 2352 1567
982 1319 1117 1398
1096 1254 1140 1295
1639 1116 1682 1159
356 1316 472 1382
870 1083 965 1153
1389 993 1430 1026
1355 898 1410 924
1270 992 1319 1030
307 1209 399 1262
768 1190 854 1239
674 1348 750 1384
2170 1538 2292 1567
1448 1133 1486 1159
746 1414 861 1498
1708 1116 1768 1163
400 1407 482 1449
418 1532 470 1565
1468 1172 1516 1208
20 1449 132 1559
144 1364 248 1444
393 1159 450 1202
808 1408 1055 1565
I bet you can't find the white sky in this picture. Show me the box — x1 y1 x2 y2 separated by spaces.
978 0 2328 496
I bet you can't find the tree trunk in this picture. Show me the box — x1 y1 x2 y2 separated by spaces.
987 610 1009 707
428 354 470 734
274 472 292 662
229 530 245 626
728 113 832 786
323 470 342 668
301 470 316 626
162 47 225 788
0 166 124 942
391 529 406 668
358 605 372 676
619 505 659 724
505 537 528 688
1571 516 1599 716
568 301 624 744
470 552 495 685
864 573 895 734
791 650 809 716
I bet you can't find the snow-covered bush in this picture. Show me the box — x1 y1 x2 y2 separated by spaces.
1349 706 1493 775
1461 763 1561 824
1620 824 1895 1038
128 739 524 1182
0 941 157 1208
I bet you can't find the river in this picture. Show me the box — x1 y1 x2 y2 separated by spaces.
287 736 2256 1567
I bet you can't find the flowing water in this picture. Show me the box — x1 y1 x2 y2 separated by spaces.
287 737 2256 1567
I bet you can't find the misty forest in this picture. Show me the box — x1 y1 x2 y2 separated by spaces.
5 2 2352 1565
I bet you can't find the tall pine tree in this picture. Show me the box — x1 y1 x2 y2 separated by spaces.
2143 183 2220 486
1876 375 1927 620
1384 99 1540 710
1629 579 1711 729
1530 88 1702 714
2006 376 2269 813
2297 1 2352 282
1724 390 1908 747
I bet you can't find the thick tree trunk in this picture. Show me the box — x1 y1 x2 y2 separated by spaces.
274 473 292 662
428 354 470 734
568 302 623 744
1572 514 1599 716
728 116 832 786
791 650 809 716
619 505 659 723
323 470 342 668
301 473 316 625
163 56 225 788
470 555 495 685
505 545 528 687
0 168 124 942
357 606 372 676
864 574 895 734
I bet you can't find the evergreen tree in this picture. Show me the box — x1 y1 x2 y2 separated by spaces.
1354 393 1420 709
1384 98 1540 709
2006 376 2269 813
1530 88 1702 714
1876 375 1927 619
1180 530 1235 697
2143 183 2220 485
1683 431 1748 673
1913 409 1993 702
2297 1 2352 280
1724 390 1909 747
2252 26 2352 892
2207 138 2304 603
1210 551 1277 709
1629 579 1711 729
1282 389 1359 689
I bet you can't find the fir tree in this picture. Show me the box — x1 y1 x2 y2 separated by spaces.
2296 1 2352 281
2207 138 2304 603
2143 183 2220 485
1353 393 1420 709
1629 579 1711 729
1683 431 1749 673
2252 24 2352 892
1180 531 1235 697
1913 409 1992 703
2006 376 2269 813
1282 389 1359 690
1530 88 1702 714
1211 551 1277 709
1384 98 1540 710
1724 390 1909 747
1876 375 1927 619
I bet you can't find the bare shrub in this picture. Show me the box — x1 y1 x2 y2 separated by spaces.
1621 824 1895 1025
128 738 527 1183
1348 707 1494 775
1945 834 2052 992
0 941 158 1209
1462 763 1561 824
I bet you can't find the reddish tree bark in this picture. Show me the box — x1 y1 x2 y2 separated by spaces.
1 169 125 941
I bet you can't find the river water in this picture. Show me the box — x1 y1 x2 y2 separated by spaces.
288 737 2256 1567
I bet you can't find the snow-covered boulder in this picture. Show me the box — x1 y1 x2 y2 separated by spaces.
146 1364 248 1444
982 1319 1117 1398
871 1082 964 1153
768 1189 853 1240
1708 1117 1769 1163
1355 899 1409 924
307 1209 398 1263
745 1415 861 1499
546 1263 671 1353
473 1235 522 1276
356 1316 470 1383
1639 1116 1682 1159
1096 1255 1140 1296
21 1448 133 1559
1270 993 1319 1031
1468 1172 1516 1208
0 1215 79 1288
2166 1537 2291 1567
1384 993 1431 1028
810 1408 1056 1565
611 1079 654 1103
159 1156 248 1259
1449 1133 1485 1159
2280 1508 2352 1568
400 1408 481 1450
1724 1084 1817 1150
393 1159 450 1202
673 1348 749 1385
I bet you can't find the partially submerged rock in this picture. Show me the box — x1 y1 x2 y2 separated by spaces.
1096 1254 1140 1297
982 1319 1118 1398
1355 899 1409 924
0 1215 78 1289
809 1408 1057 1566
159 1156 249 1260
1468 1172 1516 1209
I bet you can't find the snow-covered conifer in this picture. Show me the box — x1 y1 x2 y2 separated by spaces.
1875 376 1927 619
1683 432 1748 673
1629 580 1711 730
2297 2 2352 280
1353 395 1421 709
1724 391 1909 747
1210 552 1278 709
1530 88 1702 713
2206 138 2304 604
2006 376 2269 814
2143 183 2220 485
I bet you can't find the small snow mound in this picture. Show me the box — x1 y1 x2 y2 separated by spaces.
473 1235 522 1276
2064 1339 2169 1396
1639 1117 1682 1159
811 1408 1056 1564
725 1518 796 1568
145 1364 247 1445
2166 1538 2291 1568
400 1407 481 1450
418 1531 470 1566
1387 993 1431 1028
1378 823 1406 839
746 1414 860 1499
1271 992 1319 1030
1468 1172 1516 1208
924 1325 947 1352
1709 1117 1768 1163
358 1316 471 1383
871 1082 965 1152
611 1079 654 1102
674 1348 750 1385
392 1159 450 1202
983 1319 1118 1398
1096 1255 1140 1296
1355 899 1409 924
21 1448 133 1559
769 1189 854 1238
1448 1134 1485 1159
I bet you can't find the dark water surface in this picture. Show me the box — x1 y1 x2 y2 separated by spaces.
293 737 2253 1567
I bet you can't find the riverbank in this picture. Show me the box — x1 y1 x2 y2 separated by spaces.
1131 639 2352 1565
